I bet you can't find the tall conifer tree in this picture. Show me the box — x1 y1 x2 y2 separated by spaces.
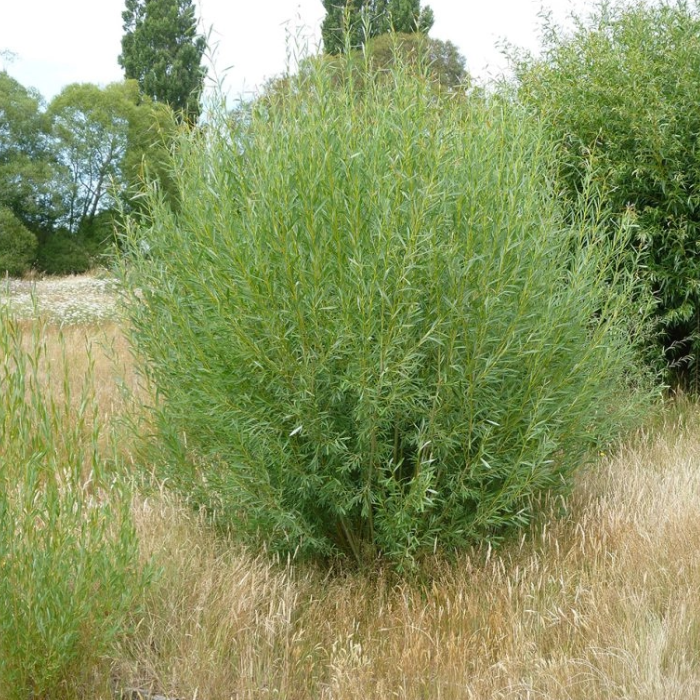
119 0 206 123
321 0 434 55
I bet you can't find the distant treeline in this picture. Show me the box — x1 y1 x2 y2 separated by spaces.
0 74 178 276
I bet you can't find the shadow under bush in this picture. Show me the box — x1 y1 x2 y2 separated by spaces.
121 51 657 568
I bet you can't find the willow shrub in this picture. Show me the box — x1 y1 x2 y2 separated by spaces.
0 307 147 698
122 52 655 568
514 0 700 389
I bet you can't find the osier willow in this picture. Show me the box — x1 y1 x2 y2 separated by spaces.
121 45 656 568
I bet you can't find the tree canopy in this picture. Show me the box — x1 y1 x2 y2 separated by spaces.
365 32 467 89
0 72 56 231
119 0 206 123
0 70 177 275
49 80 174 233
322 0 434 55
50 82 135 232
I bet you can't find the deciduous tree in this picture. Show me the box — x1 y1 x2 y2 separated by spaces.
49 80 174 234
0 72 56 231
366 32 466 89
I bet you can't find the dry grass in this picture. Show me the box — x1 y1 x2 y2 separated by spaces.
21 320 139 413
113 407 700 699
13 317 700 699
10 319 146 467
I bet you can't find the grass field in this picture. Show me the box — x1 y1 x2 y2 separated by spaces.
4 277 700 699
121 404 700 699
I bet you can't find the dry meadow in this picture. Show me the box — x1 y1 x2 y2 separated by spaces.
5 276 700 699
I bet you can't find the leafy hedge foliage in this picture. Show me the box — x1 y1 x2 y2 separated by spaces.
123 54 654 568
0 207 37 277
515 0 700 389
36 230 92 275
34 211 117 275
78 209 119 259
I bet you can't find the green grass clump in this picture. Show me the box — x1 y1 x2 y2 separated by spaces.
0 308 147 699
122 49 656 568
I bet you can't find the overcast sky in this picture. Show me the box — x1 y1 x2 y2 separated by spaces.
0 0 594 103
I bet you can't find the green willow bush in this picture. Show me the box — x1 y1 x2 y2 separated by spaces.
0 306 147 699
122 50 656 568
514 0 700 389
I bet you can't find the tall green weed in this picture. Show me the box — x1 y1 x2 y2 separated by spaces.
122 49 656 568
0 306 147 698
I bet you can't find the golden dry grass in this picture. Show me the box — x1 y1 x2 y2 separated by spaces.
115 411 700 699
10 318 146 467
17 319 140 420
16 319 700 699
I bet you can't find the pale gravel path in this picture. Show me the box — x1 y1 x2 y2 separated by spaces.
1 274 120 324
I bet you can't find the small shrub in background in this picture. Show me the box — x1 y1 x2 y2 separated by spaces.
36 210 118 275
514 0 700 389
0 207 37 277
365 32 468 89
36 228 92 275
122 49 656 568
78 209 119 261
0 306 148 699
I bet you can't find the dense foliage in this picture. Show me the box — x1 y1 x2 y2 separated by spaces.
119 0 207 123
322 0 434 54
515 0 700 389
0 207 37 276
122 54 654 568
50 81 135 233
0 71 175 276
0 72 56 232
364 32 467 89
35 230 91 275
262 32 468 105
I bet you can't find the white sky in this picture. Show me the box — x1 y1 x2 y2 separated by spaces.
0 0 594 104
